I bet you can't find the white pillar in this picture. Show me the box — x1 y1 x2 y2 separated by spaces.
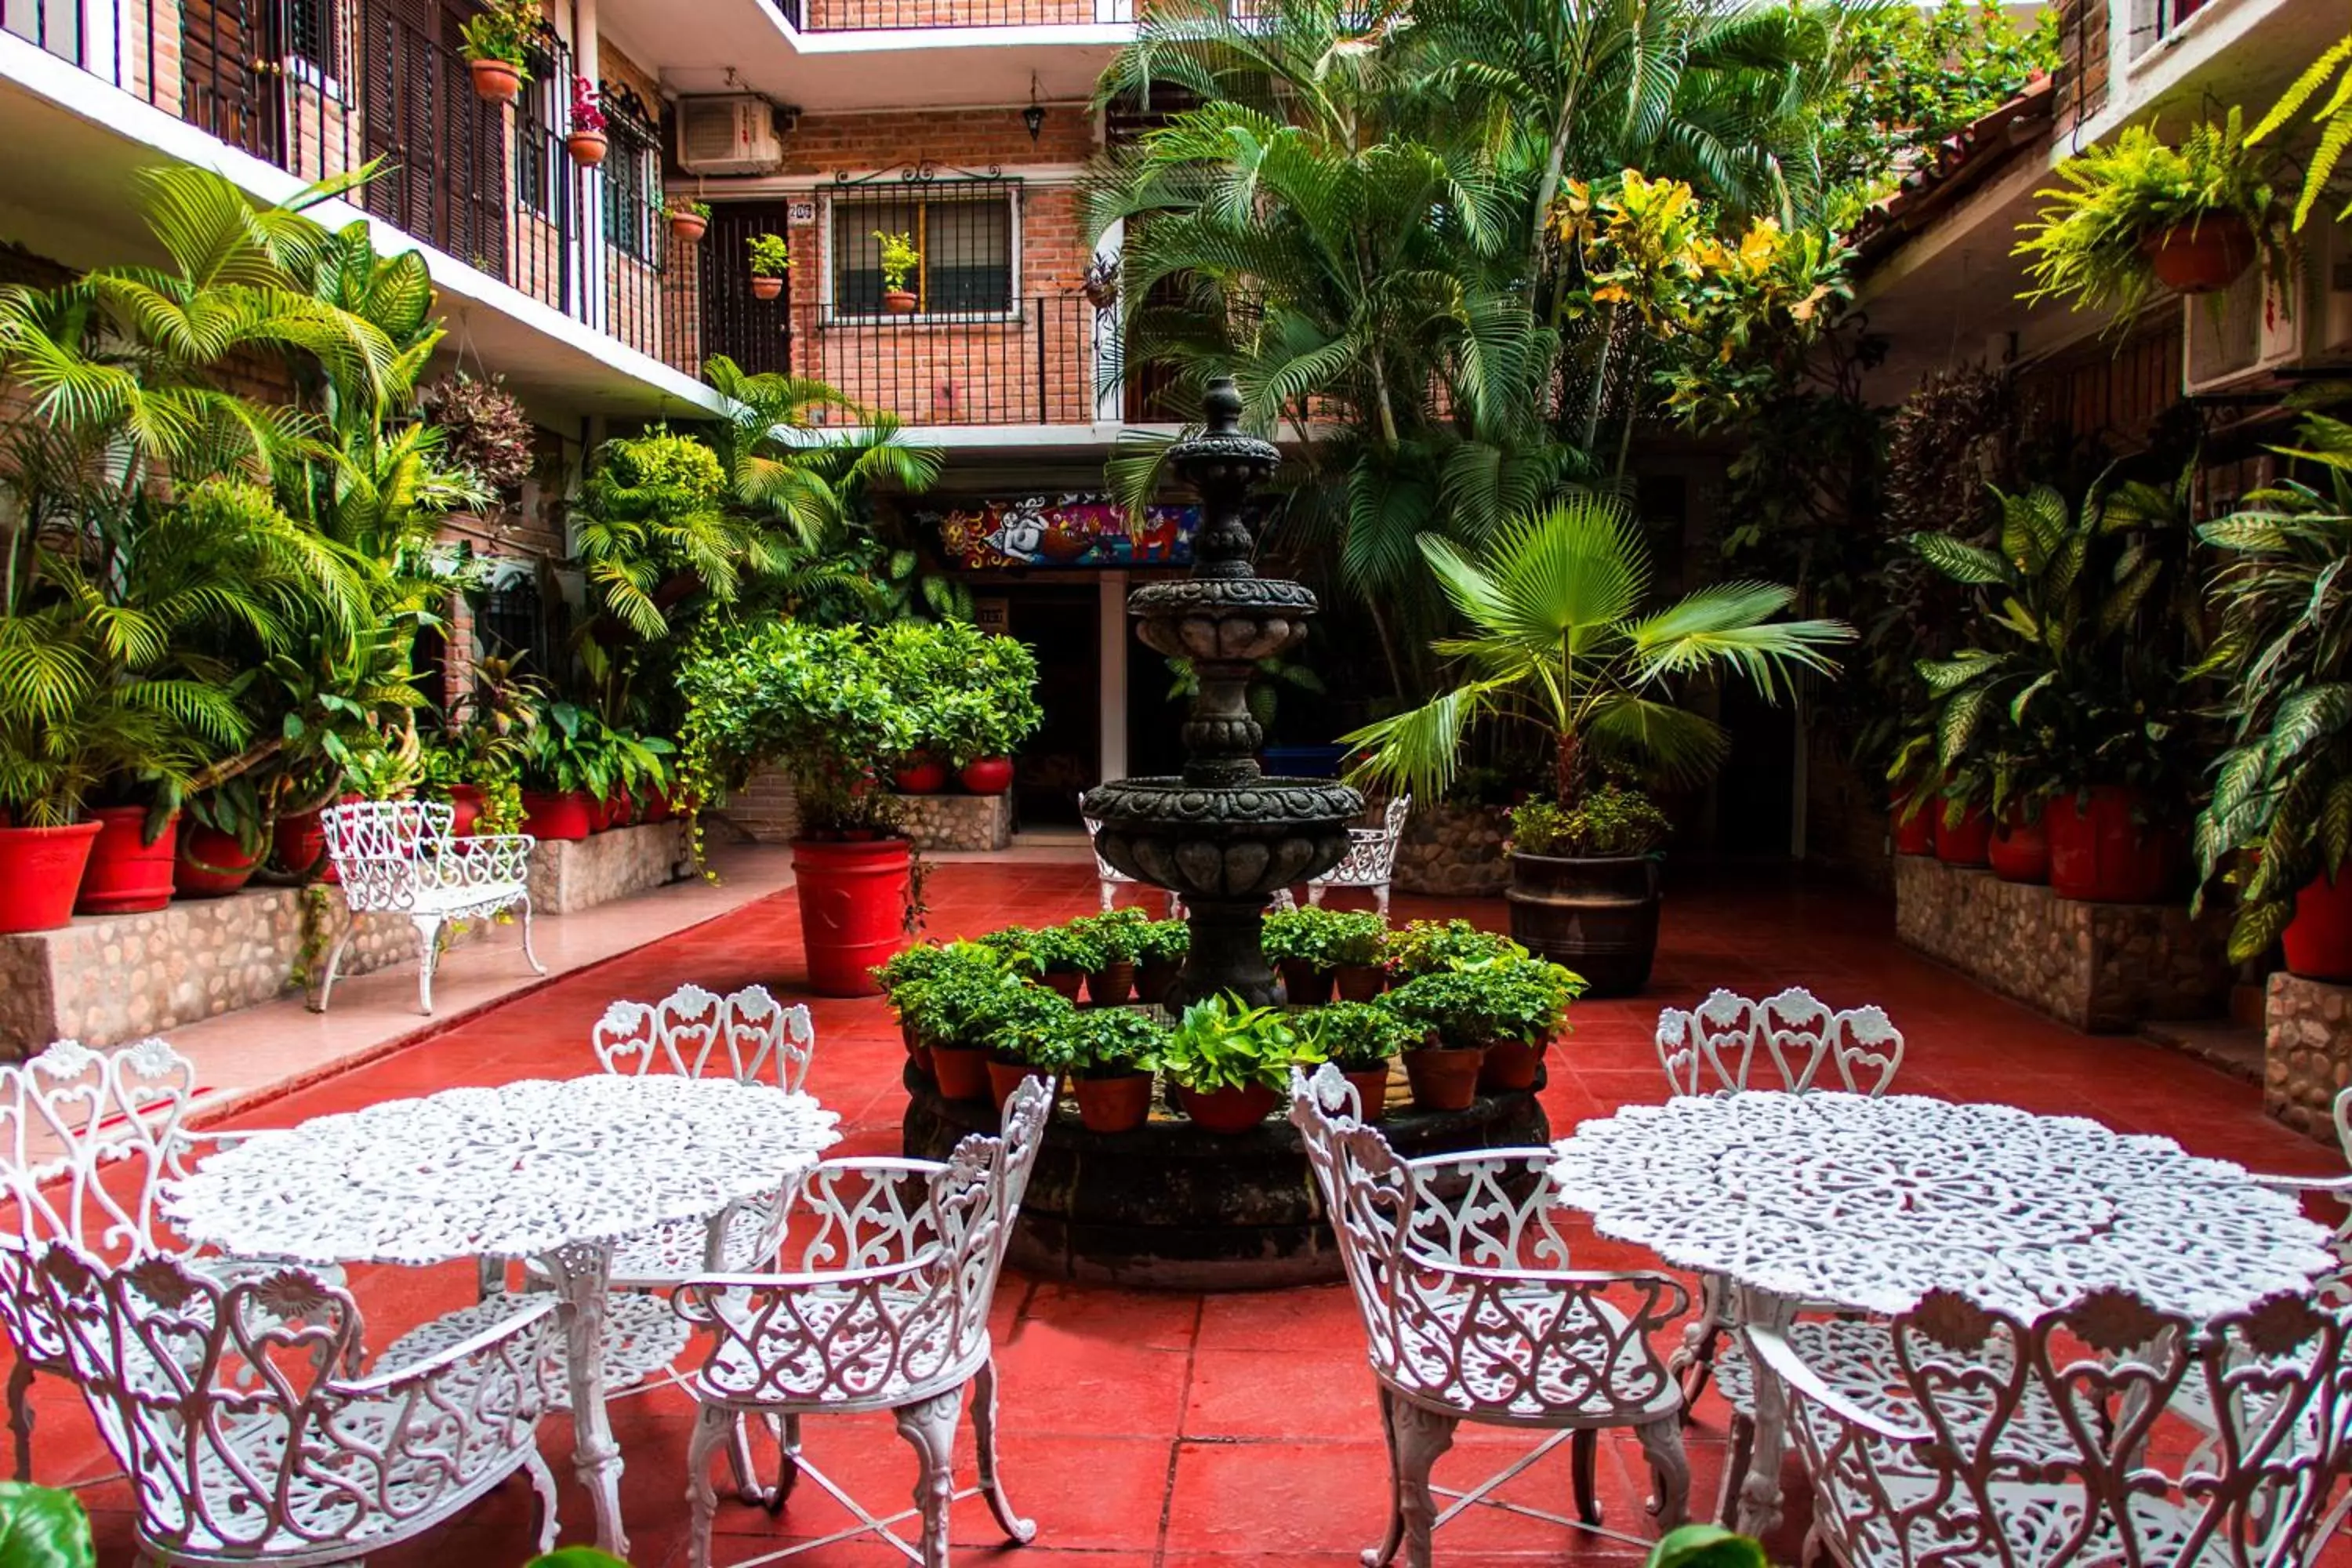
1098 571 1128 785
1093 218 1124 425
569 0 607 332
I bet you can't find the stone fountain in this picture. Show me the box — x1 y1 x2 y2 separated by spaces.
1079 379 1362 1006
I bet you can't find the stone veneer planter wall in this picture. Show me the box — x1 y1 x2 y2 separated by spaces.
2264 972 2352 1144
0 822 690 1058
717 768 1011 852
1393 802 1511 897
1893 855 2229 1033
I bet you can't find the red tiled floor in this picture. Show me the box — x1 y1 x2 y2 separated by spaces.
13 863 2346 1566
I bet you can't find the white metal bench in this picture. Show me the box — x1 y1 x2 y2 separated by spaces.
316 800 542 1015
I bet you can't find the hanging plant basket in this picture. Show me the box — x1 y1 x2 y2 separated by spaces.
750 274 785 301
668 209 708 242
468 58 521 104
2140 213 2256 294
566 130 608 167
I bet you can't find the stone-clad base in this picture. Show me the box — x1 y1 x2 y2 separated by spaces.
1394 802 1510 897
891 792 1012 852
2265 972 2352 1144
1894 855 2229 1033
0 823 691 1058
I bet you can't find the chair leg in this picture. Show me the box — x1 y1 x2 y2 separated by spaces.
1570 1428 1602 1526
411 914 443 1015
1374 881 1389 919
1099 880 1114 913
686 1403 731 1568
972 1353 1037 1544
1389 1395 1457 1568
1365 1384 1409 1568
1634 1416 1692 1529
728 1411 771 1507
1308 882 1327 907
893 1385 965 1568
518 894 546 975
522 1443 561 1555
7 1359 31 1483
309 916 359 1014
771 1413 802 1510
1715 1411 1757 1528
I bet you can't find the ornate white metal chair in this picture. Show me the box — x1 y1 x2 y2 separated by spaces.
315 800 540 1016
1290 1065 1691 1566
1308 794 1411 916
1751 1286 2352 1568
0 1036 321 1482
15 1238 565 1566
672 1077 1052 1568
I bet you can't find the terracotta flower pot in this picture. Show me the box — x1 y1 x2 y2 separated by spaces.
1279 958 1332 1005
1932 804 1992 868
1040 969 1085 1000
1478 1036 1548 1093
960 757 1014 795
894 757 948 794
883 289 918 314
1136 959 1181 1006
986 1059 1052 1110
1892 793 1935 856
468 57 521 103
1334 964 1385 1002
668 211 708 242
0 821 103 934
2285 870 2352 982
750 274 785 300
899 1020 935 1080
77 806 180 916
566 130 608 167
2142 213 2257 295
931 1044 991 1101
1076 1072 1153 1133
1087 960 1135 1007
1404 1046 1484 1112
1987 811 2050 885
1176 1082 1278 1134
2045 786 2175 904
791 837 912 996
1342 1066 1391 1120
173 825 262 898
522 789 594 842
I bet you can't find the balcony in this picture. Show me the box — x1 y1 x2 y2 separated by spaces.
771 0 1131 28
0 0 703 388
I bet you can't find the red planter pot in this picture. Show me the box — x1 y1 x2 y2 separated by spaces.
78 806 180 916
1075 1073 1153 1133
1932 804 1992 868
1478 1037 1548 1093
1177 1082 1278 1134
2285 871 2352 982
792 837 913 996
270 808 333 883
1987 813 2050 885
173 825 262 898
445 785 485 837
1334 964 1386 1002
1279 959 1332 1005
1892 795 1935 856
2142 214 2256 295
2045 787 2175 904
566 130 608 167
960 757 1014 795
0 821 103 934
894 758 948 795
1086 960 1135 1007
522 789 595 842
931 1045 990 1101
669 212 709 243
883 289 918 315
1136 960 1181 1006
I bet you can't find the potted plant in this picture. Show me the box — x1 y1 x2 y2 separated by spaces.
1378 957 1578 1105
979 980 1076 1109
1345 498 1849 995
893 947 1033 1101
1297 1001 1415 1119
747 234 790 300
1263 907 1334 1004
874 230 920 314
1061 1007 1167 1133
893 753 948 794
877 618 1042 796
874 942 968 1078
667 198 712 244
1071 906 1149 1004
1160 994 1323 1133
174 778 266 898
1384 919 1523 978
1323 911 1390 1000
566 78 608 166
458 0 534 103
1023 922 1103 1001
2194 408 2352 977
2016 112 2281 310
78 799 181 916
1133 917 1189 1005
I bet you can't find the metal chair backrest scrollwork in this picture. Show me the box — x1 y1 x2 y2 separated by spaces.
2 1037 200 1259
23 1240 563 1564
592 983 816 1094
1752 1286 2352 1568
1308 795 1411 916
2259 1087 2352 1308
1289 1066 1692 1559
1655 986 1905 1098
315 800 541 1016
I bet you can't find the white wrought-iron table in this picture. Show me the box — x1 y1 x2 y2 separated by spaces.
162 1073 841 1558
1546 1091 2336 1537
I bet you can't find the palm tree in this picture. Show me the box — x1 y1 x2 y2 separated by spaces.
1341 494 1852 809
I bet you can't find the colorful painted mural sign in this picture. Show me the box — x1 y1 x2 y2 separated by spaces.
927 495 1200 569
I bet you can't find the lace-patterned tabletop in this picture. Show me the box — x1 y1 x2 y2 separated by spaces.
1546 1091 2335 1319
162 1074 841 1268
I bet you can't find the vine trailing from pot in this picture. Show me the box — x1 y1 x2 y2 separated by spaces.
1341 495 1850 993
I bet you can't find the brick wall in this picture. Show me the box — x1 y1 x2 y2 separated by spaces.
2057 0 2109 129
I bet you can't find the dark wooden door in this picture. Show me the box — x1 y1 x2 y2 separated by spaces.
358 0 508 278
700 202 795 376
180 0 285 165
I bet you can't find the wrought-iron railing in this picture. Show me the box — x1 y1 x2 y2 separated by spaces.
768 0 1131 30
0 0 697 375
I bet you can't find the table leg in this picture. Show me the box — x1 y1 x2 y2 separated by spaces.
1730 1286 1797 1541
543 1241 629 1558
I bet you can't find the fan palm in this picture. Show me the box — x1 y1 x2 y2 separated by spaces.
1341 494 1851 808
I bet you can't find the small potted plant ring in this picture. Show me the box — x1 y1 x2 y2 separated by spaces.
667 198 711 243
747 232 791 300
1132 917 1188 1005
1065 1009 1166 1134
565 78 608 166
1073 907 1149 1005
1300 1002 1414 1121
1024 922 1100 1002
1477 958 1582 1092
458 0 533 104
874 229 920 314
1161 995 1319 1134
1325 910 1390 1000
1378 971 1504 1112
891 947 1032 1102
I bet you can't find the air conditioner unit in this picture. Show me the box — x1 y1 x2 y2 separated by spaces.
2182 219 2352 394
677 95 787 176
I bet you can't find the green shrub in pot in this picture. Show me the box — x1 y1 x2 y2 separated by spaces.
1022 922 1106 998
1131 917 1189 1004
1068 906 1152 1002
1508 787 1669 857
1298 1000 1416 1116
1161 994 1325 1132
1058 1006 1169 1133
1378 956 1581 1108
1384 919 1526 978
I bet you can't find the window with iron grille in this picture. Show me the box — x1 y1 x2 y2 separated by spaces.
829 186 1015 318
602 85 663 263
283 0 336 67
479 577 546 669
514 71 564 217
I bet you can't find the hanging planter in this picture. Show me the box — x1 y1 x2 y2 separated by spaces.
566 77 608 167
747 231 790 302
566 130 608 167
2141 212 2257 294
468 56 522 103
667 203 710 242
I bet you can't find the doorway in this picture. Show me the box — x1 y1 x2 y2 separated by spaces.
1002 586 1099 826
